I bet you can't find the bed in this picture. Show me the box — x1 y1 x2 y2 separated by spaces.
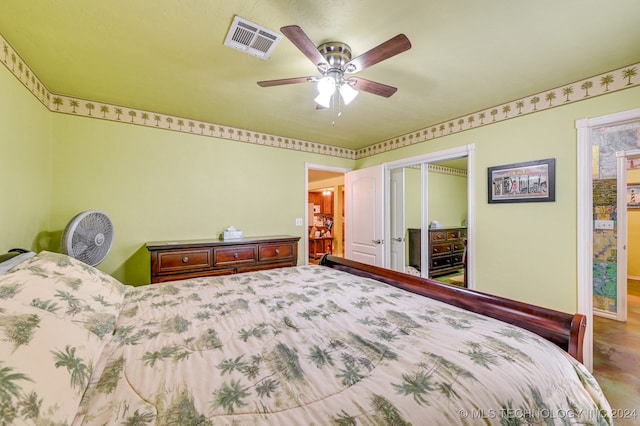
0 250 612 425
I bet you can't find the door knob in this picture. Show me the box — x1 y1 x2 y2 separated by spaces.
371 239 383 245
392 237 404 242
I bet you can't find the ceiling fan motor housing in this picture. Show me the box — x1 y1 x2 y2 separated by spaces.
317 42 355 73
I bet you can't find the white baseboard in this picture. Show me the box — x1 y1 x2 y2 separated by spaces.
593 309 618 320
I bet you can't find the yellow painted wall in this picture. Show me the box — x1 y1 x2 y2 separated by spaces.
0 65 52 252
628 168 640 279
405 167 422 230
357 86 640 313
428 171 467 228
3 44 640 312
404 167 467 229
49 114 352 284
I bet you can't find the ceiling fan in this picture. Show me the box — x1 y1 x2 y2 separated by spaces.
257 25 412 109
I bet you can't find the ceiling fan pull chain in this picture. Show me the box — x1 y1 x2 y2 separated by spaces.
331 91 337 126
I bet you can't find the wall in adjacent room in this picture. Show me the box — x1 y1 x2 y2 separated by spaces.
0 65 52 253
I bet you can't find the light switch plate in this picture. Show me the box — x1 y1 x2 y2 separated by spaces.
295 218 303 226
594 220 614 230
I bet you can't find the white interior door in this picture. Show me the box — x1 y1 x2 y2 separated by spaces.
389 168 406 272
345 165 385 266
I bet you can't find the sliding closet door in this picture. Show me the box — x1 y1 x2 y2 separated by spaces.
389 168 406 272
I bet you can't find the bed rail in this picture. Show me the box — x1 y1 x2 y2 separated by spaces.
320 255 586 362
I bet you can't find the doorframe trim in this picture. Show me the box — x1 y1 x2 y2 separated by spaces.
576 107 640 371
305 163 352 266
383 144 476 288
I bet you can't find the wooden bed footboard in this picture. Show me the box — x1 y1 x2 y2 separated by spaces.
320 255 586 363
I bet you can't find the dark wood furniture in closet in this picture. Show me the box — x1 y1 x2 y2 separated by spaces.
147 235 300 283
408 227 467 279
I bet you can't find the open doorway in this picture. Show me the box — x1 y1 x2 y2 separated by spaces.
576 107 640 371
306 165 349 264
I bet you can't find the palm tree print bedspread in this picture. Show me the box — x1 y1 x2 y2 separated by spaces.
0 252 612 425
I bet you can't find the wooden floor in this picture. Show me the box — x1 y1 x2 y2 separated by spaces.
592 280 640 425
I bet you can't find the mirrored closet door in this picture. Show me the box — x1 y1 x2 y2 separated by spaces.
385 147 472 286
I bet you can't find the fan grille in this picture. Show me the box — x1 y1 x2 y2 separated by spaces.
62 211 114 266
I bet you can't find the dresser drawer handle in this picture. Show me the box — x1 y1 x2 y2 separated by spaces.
433 248 439 253
234 253 239 259
447 246 451 251
182 257 189 263
275 249 280 255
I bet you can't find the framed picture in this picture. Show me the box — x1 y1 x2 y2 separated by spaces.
627 183 640 209
488 158 555 203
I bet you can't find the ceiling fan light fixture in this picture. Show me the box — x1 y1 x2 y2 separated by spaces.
314 91 333 108
339 82 358 105
315 75 336 108
317 75 336 96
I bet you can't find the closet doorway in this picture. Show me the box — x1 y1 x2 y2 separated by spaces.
305 164 349 264
385 144 475 288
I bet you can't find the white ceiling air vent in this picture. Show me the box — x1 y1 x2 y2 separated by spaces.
224 16 282 60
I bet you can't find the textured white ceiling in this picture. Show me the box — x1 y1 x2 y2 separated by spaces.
1 0 639 150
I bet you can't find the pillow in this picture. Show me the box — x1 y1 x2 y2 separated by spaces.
0 298 107 425
0 251 127 338
0 250 35 275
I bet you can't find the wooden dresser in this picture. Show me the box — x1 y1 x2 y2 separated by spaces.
408 227 467 278
146 235 300 283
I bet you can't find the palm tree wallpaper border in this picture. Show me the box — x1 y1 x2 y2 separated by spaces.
1 32 638 160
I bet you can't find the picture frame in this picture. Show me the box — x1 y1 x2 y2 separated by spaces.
488 158 555 203
627 183 640 209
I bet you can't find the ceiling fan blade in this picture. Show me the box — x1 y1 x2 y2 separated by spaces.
350 77 398 98
280 25 329 69
257 77 313 87
344 34 411 73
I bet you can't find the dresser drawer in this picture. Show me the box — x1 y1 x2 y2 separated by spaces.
431 256 453 269
155 268 234 282
430 231 447 242
214 245 257 266
157 249 211 273
446 230 460 240
431 243 453 255
453 241 466 252
259 242 295 262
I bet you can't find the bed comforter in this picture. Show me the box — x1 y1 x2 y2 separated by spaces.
0 251 611 425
